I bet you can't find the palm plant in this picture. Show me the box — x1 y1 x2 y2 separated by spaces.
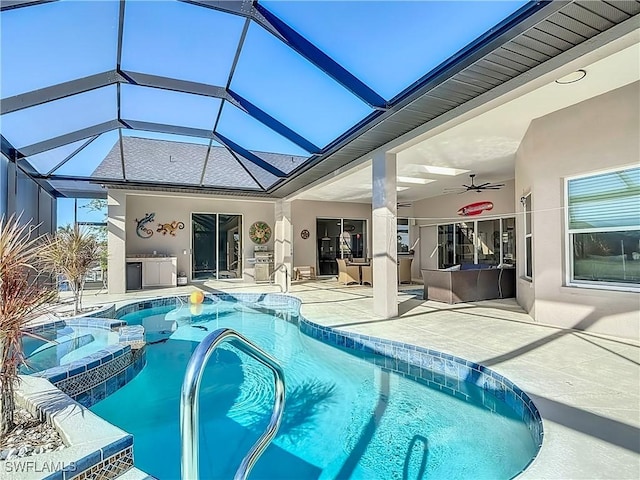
0 215 56 437
39 226 101 316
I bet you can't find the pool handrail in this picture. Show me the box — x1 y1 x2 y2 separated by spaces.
269 263 289 293
180 328 286 480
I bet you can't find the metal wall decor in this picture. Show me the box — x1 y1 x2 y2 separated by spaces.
157 221 185 236
135 213 155 238
300 229 310 239
249 221 272 244
457 201 494 216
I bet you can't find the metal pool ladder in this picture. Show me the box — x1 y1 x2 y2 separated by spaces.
180 328 286 480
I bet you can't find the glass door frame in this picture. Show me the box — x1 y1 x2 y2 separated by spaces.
190 212 243 281
436 215 515 268
316 217 368 276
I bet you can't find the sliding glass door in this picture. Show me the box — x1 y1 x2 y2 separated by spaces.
316 218 367 275
192 213 242 280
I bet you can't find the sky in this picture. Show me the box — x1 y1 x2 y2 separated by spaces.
56 197 107 229
0 0 530 227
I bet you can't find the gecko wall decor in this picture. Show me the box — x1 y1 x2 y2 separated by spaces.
135 212 156 238
157 221 185 236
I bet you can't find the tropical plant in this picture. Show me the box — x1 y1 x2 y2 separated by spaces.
39 226 101 316
0 215 56 437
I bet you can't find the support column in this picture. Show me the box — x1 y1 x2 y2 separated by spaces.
107 190 127 294
274 199 293 292
372 151 398 318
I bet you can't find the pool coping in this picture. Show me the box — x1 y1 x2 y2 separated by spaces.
0 376 134 480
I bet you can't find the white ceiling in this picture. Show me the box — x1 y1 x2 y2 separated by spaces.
293 31 639 204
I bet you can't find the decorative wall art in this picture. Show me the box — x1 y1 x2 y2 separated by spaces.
157 221 185 236
457 201 494 217
300 229 310 239
249 221 272 244
135 213 155 238
135 213 186 239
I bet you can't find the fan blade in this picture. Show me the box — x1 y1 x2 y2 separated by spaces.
476 182 491 188
462 184 472 189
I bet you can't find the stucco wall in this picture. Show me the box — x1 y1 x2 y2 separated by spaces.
108 190 276 292
291 200 373 273
515 81 639 339
413 180 516 270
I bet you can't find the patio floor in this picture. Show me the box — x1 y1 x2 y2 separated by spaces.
55 279 639 479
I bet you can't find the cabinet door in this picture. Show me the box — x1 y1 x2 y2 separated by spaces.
158 261 175 286
143 261 160 286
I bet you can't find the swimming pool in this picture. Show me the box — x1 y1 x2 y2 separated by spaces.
21 323 119 373
91 297 539 479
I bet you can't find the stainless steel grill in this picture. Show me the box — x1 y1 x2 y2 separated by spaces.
254 251 274 282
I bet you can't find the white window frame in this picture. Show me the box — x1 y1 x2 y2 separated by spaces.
523 193 533 280
564 166 640 292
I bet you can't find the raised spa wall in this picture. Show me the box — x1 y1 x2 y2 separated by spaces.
25 310 146 408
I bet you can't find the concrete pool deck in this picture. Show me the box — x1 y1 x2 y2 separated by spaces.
53 279 639 479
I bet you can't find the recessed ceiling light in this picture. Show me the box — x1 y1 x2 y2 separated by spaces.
555 69 587 84
407 165 469 176
397 176 435 185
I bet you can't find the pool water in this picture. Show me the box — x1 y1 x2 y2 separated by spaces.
21 326 117 373
92 301 537 479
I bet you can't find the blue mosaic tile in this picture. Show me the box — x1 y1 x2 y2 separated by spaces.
42 471 63 480
67 363 87 377
116 371 127 389
445 374 459 391
75 391 91 407
409 364 422 378
101 435 133 460
38 366 69 384
125 365 135 383
69 449 102 477
105 375 118 396
433 372 446 386
90 383 107 404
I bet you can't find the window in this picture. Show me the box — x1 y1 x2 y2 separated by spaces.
437 217 515 269
523 194 532 279
567 167 640 288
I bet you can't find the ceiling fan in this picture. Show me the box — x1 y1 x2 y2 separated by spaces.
445 174 505 194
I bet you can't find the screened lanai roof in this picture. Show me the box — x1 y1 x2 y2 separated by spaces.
2 0 638 198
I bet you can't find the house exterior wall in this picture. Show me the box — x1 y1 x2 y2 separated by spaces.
108 189 275 293
290 200 373 273
515 81 639 339
412 180 516 270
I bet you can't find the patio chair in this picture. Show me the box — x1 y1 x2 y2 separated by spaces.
361 263 373 286
398 257 413 284
337 259 360 285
